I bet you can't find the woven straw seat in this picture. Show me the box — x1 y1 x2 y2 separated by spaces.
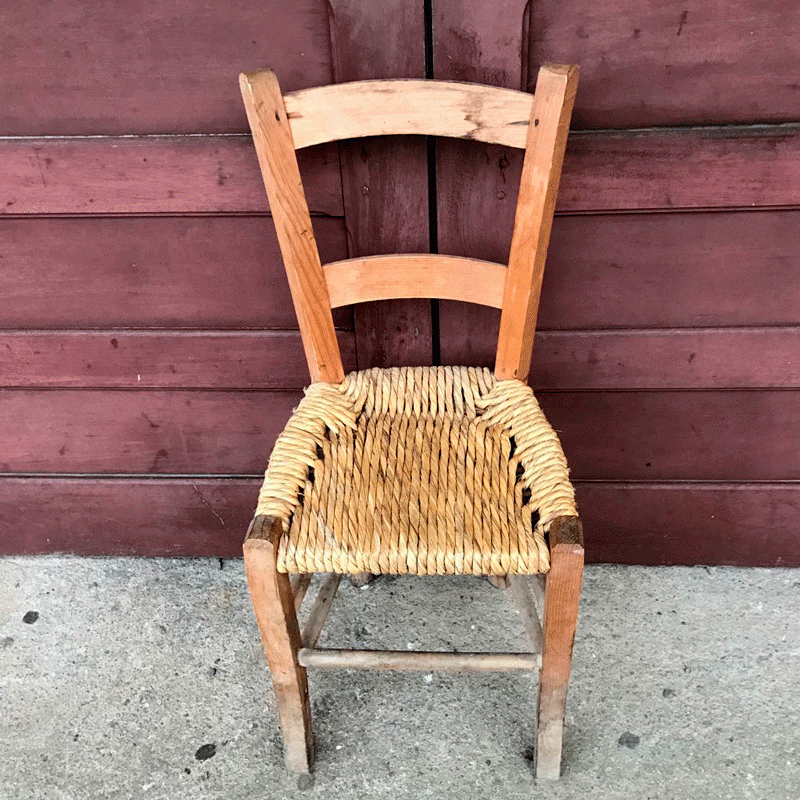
256 366 576 576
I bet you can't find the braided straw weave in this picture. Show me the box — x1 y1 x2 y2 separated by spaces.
255 366 576 575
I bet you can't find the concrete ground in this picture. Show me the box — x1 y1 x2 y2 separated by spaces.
0 557 798 800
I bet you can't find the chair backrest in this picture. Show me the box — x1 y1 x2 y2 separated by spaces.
239 66 579 384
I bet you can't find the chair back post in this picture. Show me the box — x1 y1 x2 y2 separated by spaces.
239 69 345 384
494 65 579 382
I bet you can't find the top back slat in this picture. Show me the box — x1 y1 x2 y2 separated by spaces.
284 80 534 150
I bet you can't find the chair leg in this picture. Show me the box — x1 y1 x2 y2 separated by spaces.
536 516 584 780
244 515 314 774
349 571 375 588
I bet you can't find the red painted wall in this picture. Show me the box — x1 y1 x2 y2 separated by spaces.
1 1 798 565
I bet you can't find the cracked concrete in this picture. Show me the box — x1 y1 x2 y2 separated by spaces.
1 557 798 799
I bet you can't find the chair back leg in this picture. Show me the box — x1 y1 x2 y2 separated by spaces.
244 515 314 774
536 516 584 780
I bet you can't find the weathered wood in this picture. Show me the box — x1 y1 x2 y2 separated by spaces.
529 327 800 391
0 0 335 135
4 1 798 136
5 127 800 216
2 477 798 565
6 388 800 478
9 326 800 391
324 255 506 309
0 215 350 330
284 80 534 149
244 515 313 774
508 575 544 653
297 648 541 672
300 574 342 649
330 0 433 370
528 0 800 128
0 137 343 216
495 65 579 381
537 390 800 482
0 330 356 389
0 390 302 474
537 516 583 780
240 69 344 383
560 125 800 213
289 573 313 613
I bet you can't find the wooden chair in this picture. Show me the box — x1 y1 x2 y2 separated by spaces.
239 64 583 781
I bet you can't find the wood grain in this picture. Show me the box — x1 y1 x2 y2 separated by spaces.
0 330 357 389
240 68 343 382
244 515 313 774
495 65 579 381
2 477 797 565
537 515 583 780
0 0 335 135
297 648 540 672
323 254 506 309
300 573 342 648
284 80 534 149
509 575 544 654
0 137 343 216
290 573 313 612
0 216 350 330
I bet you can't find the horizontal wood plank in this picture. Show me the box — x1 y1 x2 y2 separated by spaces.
1 390 301 475
0 137 343 216
0 216 350 329
3 327 796 392
8 327 796 390
576 482 800 567
530 328 800 390
1 477 796 565
537 391 800 482
3 127 800 217
0 0 334 135
3 389 799 480
560 126 800 212
529 0 800 129
0 477 259 557
0 330 356 389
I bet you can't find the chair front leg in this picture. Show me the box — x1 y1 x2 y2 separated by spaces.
244 515 314 774
536 515 584 780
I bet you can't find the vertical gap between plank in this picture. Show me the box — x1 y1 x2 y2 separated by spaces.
424 0 441 365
